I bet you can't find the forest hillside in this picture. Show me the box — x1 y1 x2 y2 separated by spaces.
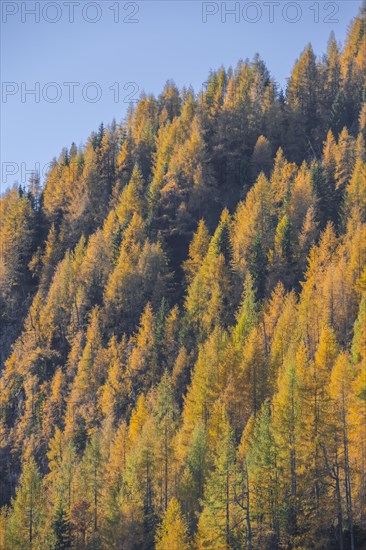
0 6 366 549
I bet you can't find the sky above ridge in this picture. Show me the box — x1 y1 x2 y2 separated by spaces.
1 0 363 191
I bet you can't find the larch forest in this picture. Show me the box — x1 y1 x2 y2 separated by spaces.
1 6 366 550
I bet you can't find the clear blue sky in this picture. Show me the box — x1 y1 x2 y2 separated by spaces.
1 0 363 191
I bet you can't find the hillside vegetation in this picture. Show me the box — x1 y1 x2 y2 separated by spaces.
0 7 366 549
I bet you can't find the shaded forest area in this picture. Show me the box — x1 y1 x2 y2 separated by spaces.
0 5 366 549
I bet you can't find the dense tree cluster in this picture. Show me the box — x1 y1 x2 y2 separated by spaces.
0 7 365 549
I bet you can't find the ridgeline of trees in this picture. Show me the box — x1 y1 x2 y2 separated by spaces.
0 7 365 549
